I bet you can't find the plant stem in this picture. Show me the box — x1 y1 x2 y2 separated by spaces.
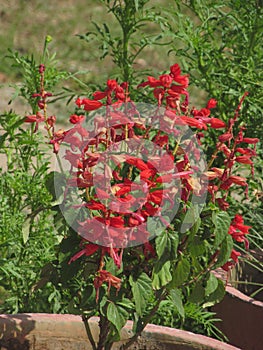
97 314 110 350
82 314 97 350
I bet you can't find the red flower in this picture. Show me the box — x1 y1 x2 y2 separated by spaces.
75 97 83 108
24 112 45 123
138 76 161 88
170 63 189 87
180 116 207 130
68 242 100 264
94 270 121 302
209 118 226 129
242 137 259 144
159 74 173 88
228 214 251 249
24 112 45 131
69 114 85 124
82 98 103 111
220 175 248 190
47 115 56 127
218 133 232 142
93 91 108 100
216 198 230 211
235 156 253 165
206 98 217 109
148 189 163 205
50 129 67 154
221 249 241 271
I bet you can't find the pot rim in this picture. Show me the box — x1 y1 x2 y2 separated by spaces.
0 313 240 350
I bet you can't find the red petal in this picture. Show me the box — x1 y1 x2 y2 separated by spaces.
210 118 226 129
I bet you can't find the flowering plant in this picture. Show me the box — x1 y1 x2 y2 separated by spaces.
26 62 258 350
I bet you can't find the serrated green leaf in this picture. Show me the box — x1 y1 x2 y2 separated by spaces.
152 261 172 290
107 302 129 334
129 272 152 316
170 258 190 288
205 273 218 296
212 211 231 247
169 289 185 318
155 231 178 260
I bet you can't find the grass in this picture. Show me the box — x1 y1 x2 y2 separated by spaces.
0 0 177 84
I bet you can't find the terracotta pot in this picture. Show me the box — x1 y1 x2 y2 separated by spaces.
0 313 240 350
212 266 263 350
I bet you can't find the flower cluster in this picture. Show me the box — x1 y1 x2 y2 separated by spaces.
25 63 258 300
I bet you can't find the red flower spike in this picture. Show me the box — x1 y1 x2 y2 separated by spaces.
228 214 251 249
108 247 123 269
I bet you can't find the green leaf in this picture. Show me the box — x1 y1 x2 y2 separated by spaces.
180 203 200 233
203 278 226 308
212 211 231 247
170 258 190 288
129 272 152 316
45 171 66 205
116 298 134 310
169 289 185 318
155 230 178 260
189 236 206 257
215 235 233 268
107 302 129 334
22 217 31 244
205 273 218 296
147 217 166 236
188 281 205 304
152 261 172 290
